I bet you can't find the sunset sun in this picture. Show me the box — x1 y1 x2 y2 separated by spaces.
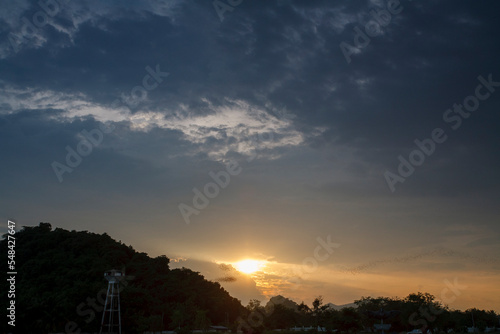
235 259 263 274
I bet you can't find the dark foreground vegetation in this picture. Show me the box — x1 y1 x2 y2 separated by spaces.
244 296 499 334
1 223 498 334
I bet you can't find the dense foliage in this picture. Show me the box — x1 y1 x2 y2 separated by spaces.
0 223 244 334
246 294 499 334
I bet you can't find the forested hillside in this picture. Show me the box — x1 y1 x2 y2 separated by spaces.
0 223 244 333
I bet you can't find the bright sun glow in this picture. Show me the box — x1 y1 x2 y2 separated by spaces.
235 259 263 274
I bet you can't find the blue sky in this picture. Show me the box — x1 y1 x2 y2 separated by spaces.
1 0 499 311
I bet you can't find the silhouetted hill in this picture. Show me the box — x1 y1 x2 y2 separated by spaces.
266 295 299 311
0 223 244 334
325 302 357 311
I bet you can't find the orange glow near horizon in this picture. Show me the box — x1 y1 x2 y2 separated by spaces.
223 258 500 312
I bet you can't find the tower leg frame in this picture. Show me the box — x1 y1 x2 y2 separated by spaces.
99 281 121 334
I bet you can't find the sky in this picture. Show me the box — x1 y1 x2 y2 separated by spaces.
1 0 500 313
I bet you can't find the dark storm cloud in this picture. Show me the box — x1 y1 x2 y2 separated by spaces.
3 1 499 142
1 0 498 210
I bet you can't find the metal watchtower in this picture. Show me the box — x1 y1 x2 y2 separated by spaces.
99 269 124 334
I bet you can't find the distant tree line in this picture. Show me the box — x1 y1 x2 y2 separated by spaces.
1 223 498 334
245 294 499 334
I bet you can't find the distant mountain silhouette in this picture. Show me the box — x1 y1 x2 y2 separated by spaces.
325 302 357 310
265 295 356 312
